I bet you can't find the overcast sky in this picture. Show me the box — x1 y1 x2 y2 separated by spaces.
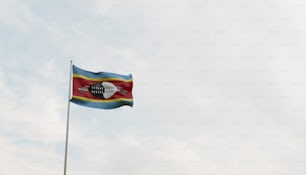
0 0 305 174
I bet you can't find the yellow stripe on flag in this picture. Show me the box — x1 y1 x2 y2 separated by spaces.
73 74 132 82
72 96 133 103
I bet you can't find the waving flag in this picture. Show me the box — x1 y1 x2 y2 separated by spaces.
71 65 133 109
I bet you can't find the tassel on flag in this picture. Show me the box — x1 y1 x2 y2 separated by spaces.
71 65 133 109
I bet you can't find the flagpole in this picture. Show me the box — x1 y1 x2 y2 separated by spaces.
64 60 72 175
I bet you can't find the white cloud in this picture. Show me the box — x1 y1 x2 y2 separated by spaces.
0 0 305 174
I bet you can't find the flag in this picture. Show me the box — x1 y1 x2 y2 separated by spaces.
71 65 133 109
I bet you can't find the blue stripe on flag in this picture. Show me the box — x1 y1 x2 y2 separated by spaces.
73 65 132 80
71 97 133 109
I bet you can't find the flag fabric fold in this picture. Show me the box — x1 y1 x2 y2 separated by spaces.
71 65 133 109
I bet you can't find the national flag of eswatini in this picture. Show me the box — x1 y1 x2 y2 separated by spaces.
71 65 133 109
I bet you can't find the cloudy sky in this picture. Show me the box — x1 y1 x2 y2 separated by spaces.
0 0 305 174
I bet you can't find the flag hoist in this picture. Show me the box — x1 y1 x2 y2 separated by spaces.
64 60 133 175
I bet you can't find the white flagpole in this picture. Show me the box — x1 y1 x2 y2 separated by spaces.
64 60 73 175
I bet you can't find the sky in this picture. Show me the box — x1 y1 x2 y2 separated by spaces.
0 0 305 174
